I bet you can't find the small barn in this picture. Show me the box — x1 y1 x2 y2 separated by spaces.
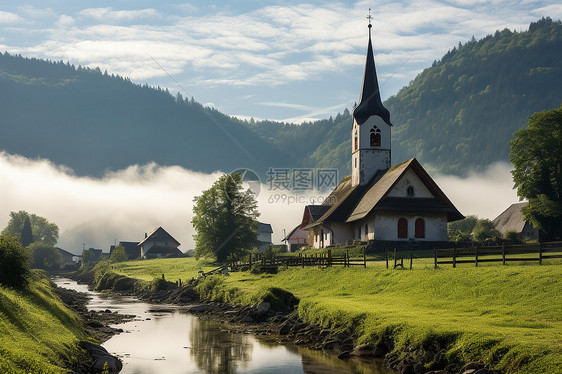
257 222 273 250
493 202 541 241
138 227 182 259
110 241 141 260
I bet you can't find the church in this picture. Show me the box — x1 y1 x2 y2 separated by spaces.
300 20 464 249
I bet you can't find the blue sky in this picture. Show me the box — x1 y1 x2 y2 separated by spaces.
1 0 561 122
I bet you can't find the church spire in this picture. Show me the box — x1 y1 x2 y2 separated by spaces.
353 10 392 127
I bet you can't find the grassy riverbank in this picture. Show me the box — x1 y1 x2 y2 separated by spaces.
110 258 562 373
0 271 88 373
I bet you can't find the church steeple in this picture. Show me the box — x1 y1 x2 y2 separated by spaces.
353 12 392 127
351 10 392 188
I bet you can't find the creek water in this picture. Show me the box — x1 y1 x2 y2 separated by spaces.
53 277 394 374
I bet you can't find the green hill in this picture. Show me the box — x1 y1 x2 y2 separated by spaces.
386 17 562 174
1 17 561 179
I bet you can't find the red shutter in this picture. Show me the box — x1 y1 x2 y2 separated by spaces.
415 218 425 238
398 218 408 238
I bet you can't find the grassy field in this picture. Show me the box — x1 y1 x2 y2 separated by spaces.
0 271 87 373
112 257 562 373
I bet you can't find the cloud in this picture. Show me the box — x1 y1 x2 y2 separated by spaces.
434 162 519 220
0 11 24 24
79 8 161 22
0 152 520 254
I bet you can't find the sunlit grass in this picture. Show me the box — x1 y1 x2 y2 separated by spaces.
0 271 87 373
114 256 562 373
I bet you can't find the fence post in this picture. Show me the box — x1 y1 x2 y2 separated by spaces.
393 248 397 268
302 254 305 268
363 246 367 268
346 249 349 267
328 249 332 267
434 248 437 269
502 244 506 265
385 249 389 269
249 253 252 268
475 247 478 267
410 253 413 270
539 242 543 265
453 249 457 268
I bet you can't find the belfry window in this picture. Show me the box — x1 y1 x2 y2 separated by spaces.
354 130 358 151
370 126 381 146
407 186 415 197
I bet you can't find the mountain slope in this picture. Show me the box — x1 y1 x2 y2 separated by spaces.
386 17 562 174
0 54 295 177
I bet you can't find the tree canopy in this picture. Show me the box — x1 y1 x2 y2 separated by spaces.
29 242 62 270
510 103 562 238
192 173 260 263
0 234 29 288
2 211 59 246
110 245 128 263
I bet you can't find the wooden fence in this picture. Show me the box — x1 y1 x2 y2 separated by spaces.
434 241 562 268
202 248 367 276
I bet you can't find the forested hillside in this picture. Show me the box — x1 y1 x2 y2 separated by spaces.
0 54 294 177
0 17 560 179
386 17 562 174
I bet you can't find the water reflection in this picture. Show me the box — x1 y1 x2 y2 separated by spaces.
53 277 394 374
189 318 252 373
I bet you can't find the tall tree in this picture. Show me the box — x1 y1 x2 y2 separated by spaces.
510 104 562 238
192 173 259 263
19 216 33 247
2 211 59 246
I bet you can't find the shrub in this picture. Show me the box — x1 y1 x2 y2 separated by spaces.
151 277 169 292
0 235 30 288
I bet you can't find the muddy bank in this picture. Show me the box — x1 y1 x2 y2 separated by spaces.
54 283 135 343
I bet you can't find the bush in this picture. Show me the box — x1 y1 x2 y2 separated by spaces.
473 219 501 241
29 242 61 269
151 277 169 292
0 235 30 288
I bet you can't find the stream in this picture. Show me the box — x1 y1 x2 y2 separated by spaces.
53 277 394 374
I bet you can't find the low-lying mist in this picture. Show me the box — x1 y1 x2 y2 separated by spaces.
0 152 518 254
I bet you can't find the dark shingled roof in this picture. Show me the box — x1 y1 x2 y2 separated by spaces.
493 202 529 234
352 33 392 127
258 222 273 234
138 226 180 247
303 158 463 229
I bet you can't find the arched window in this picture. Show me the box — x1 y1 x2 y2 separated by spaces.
398 218 408 238
407 186 415 197
354 130 358 151
370 126 381 146
415 218 425 238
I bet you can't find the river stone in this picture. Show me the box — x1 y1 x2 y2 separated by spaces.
350 344 376 357
256 301 271 315
91 355 123 373
189 304 212 312
79 341 108 354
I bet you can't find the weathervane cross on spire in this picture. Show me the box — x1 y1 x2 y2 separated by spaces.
366 8 373 25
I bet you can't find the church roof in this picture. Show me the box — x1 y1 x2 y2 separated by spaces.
352 27 392 127
492 202 529 234
138 226 180 247
303 158 463 229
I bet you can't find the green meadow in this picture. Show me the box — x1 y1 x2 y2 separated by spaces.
111 257 562 373
0 271 87 373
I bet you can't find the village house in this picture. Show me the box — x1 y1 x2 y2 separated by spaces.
257 222 273 250
300 21 463 248
110 241 141 260
493 202 544 241
282 225 308 252
138 227 182 259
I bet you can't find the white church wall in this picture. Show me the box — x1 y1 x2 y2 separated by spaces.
388 169 433 198
373 213 447 241
359 115 391 150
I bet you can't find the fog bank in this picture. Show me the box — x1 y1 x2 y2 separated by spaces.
0 152 518 254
